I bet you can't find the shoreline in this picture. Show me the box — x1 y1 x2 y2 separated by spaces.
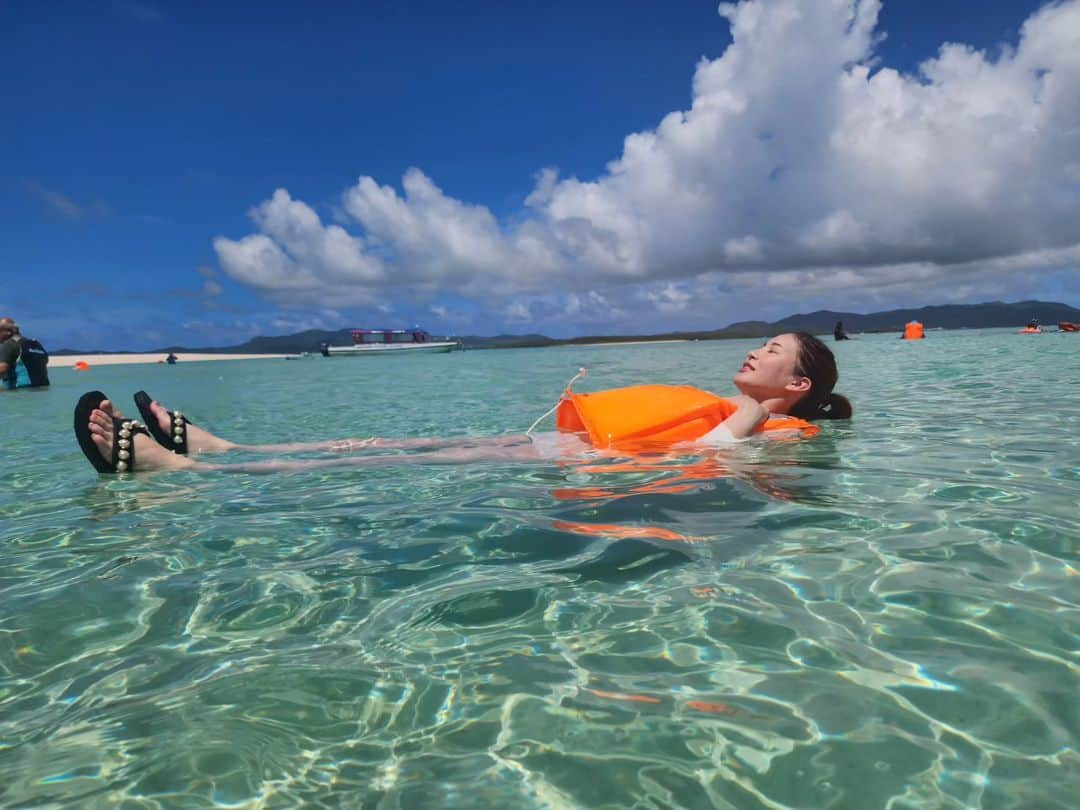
50 353 295 368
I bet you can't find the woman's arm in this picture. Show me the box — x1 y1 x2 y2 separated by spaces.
695 395 771 445
717 395 770 439
0 340 16 376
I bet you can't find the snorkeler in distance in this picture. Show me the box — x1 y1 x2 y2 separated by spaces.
73 332 852 475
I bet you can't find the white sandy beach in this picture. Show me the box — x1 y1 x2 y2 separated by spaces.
50 353 295 368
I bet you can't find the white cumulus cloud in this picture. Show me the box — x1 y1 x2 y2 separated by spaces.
214 0 1080 331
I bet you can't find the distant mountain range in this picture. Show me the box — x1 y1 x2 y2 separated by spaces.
53 299 1080 355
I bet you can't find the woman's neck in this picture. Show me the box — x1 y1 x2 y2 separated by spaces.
758 394 801 415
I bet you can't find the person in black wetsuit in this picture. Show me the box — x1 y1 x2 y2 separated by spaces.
0 317 50 390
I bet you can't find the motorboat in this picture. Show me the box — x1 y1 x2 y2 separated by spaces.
320 329 460 356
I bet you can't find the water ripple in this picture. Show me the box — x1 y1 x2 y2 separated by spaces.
2 334 1078 807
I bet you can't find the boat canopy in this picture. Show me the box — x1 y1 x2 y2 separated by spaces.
351 329 433 345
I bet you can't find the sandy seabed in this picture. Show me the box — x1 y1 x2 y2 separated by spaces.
50 353 294 368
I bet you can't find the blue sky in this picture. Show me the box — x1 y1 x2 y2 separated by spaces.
3 0 1078 350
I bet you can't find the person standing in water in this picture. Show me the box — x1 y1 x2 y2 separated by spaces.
74 332 853 474
0 317 50 390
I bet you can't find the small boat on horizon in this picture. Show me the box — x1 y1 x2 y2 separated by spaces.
320 328 461 357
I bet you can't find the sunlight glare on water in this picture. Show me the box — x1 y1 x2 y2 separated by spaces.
1 329 1078 808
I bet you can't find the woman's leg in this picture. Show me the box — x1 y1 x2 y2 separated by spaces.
86 401 540 475
141 395 528 456
141 398 236 454
234 434 531 454
86 401 545 473
202 440 545 474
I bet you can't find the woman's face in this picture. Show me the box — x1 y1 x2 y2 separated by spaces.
732 333 810 399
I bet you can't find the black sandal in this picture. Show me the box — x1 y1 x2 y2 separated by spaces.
133 390 190 454
74 391 151 473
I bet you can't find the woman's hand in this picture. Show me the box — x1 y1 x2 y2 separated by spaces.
722 395 770 439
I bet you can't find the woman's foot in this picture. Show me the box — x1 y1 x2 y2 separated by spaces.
88 399 194 472
142 397 236 454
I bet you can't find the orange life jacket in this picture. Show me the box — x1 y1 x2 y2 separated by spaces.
555 384 818 449
903 321 925 340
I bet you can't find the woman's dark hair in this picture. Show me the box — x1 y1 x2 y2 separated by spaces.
788 332 853 421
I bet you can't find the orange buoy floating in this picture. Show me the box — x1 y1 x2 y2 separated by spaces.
554 384 818 448
902 321 925 340
74 361 90 371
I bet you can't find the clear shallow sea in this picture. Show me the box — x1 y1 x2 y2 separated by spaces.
1 329 1078 809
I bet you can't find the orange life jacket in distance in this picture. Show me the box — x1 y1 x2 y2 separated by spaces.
555 384 818 449
903 321 925 340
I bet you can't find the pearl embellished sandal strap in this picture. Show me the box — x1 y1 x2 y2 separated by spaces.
113 418 150 473
132 392 192 455
167 410 189 454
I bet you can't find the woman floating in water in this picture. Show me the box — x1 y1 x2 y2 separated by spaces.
74 332 852 474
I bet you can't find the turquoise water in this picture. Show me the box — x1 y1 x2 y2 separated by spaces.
2 330 1078 808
